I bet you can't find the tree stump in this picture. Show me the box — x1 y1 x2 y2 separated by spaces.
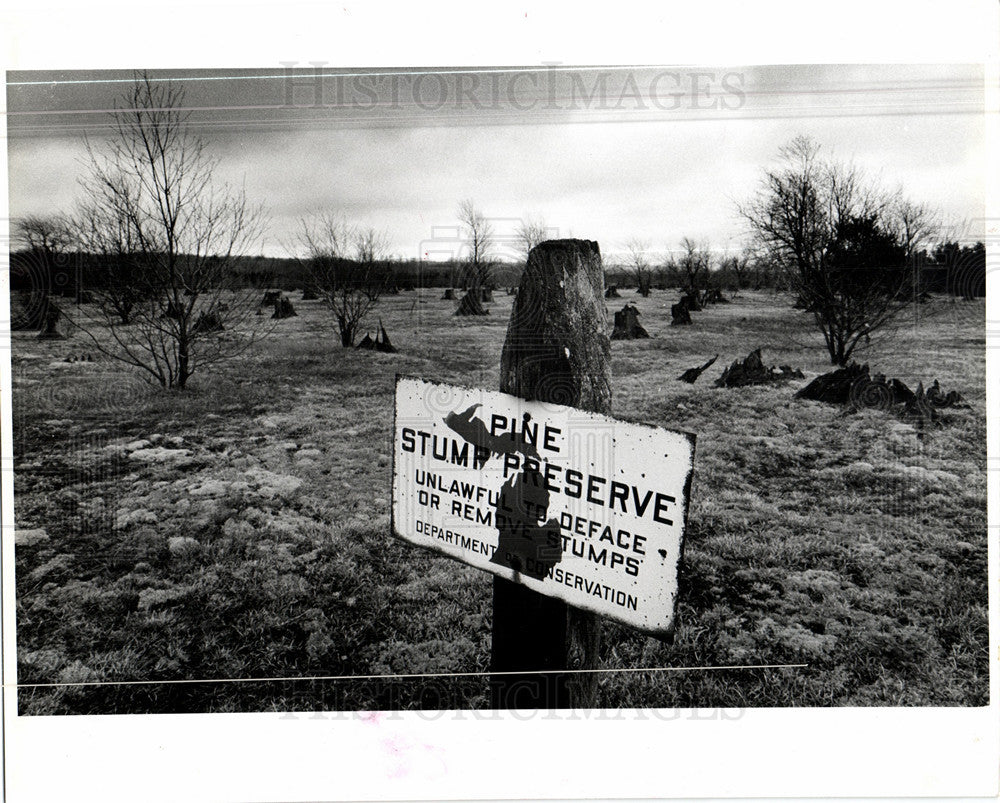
301 288 319 301
492 238 609 710
164 299 184 320
604 284 620 298
716 349 804 387
455 290 488 316
272 296 297 319
797 365 966 418
678 354 718 383
889 378 916 405
680 291 702 312
904 382 938 427
671 301 692 326
441 288 455 300
796 363 870 404
848 372 897 411
192 308 224 334
375 320 397 353
37 302 64 340
610 303 649 340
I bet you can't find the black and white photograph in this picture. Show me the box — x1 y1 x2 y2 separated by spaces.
1 3 997 801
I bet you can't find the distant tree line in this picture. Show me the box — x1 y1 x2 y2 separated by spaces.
11 229 984 305
911 241 986 299
601 240 985 298
8 248 538 298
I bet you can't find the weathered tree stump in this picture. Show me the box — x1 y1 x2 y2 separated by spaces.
604 284 620 298
37 302 64 340
375 320 397 353
703 288 727 304
678 354 718 384
272 296 297 319
610 303 649 340
848 372 896 410
796 363 870 404
680 291 702 312
356 333 376 350
716 349 804 387
455 290 488 316
492 238 609 710
890 378 916 405
925 379 966 409
671 301 692 326
261 289 281 307
797 365 966 425
441 288 455 300
904 382 938 427
164 299 184 320
301 288 319 301
192 308 224 334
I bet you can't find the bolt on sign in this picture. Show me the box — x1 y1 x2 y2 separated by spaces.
392 375 696 638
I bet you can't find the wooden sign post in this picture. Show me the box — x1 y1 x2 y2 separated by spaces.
391 239 696 710
492 239 611 709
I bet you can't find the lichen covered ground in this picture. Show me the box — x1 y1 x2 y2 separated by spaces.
11 290 988 712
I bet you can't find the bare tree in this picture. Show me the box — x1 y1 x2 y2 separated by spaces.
666 237 712 295
71 72 268 389
71 201 148 323
13 214 72 255
891 199 937 261
10 214 74 330
457 199 495 291
515 216 549 261
738 135 923 365
718 246 756 295
718 252 748 294
12 214 73 293
293 213 389 347
353 226 390 266
624 237 653 296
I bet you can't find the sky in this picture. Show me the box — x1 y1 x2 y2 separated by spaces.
4 64 987 262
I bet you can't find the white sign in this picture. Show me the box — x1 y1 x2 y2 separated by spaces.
391 375 696 638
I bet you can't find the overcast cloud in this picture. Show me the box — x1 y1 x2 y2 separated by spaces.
5 64 986 261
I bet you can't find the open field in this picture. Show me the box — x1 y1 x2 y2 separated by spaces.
10 288 988 713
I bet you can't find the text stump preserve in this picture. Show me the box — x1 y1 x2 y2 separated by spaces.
392 375 696 639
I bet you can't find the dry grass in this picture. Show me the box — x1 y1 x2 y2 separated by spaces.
11 288 988 712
